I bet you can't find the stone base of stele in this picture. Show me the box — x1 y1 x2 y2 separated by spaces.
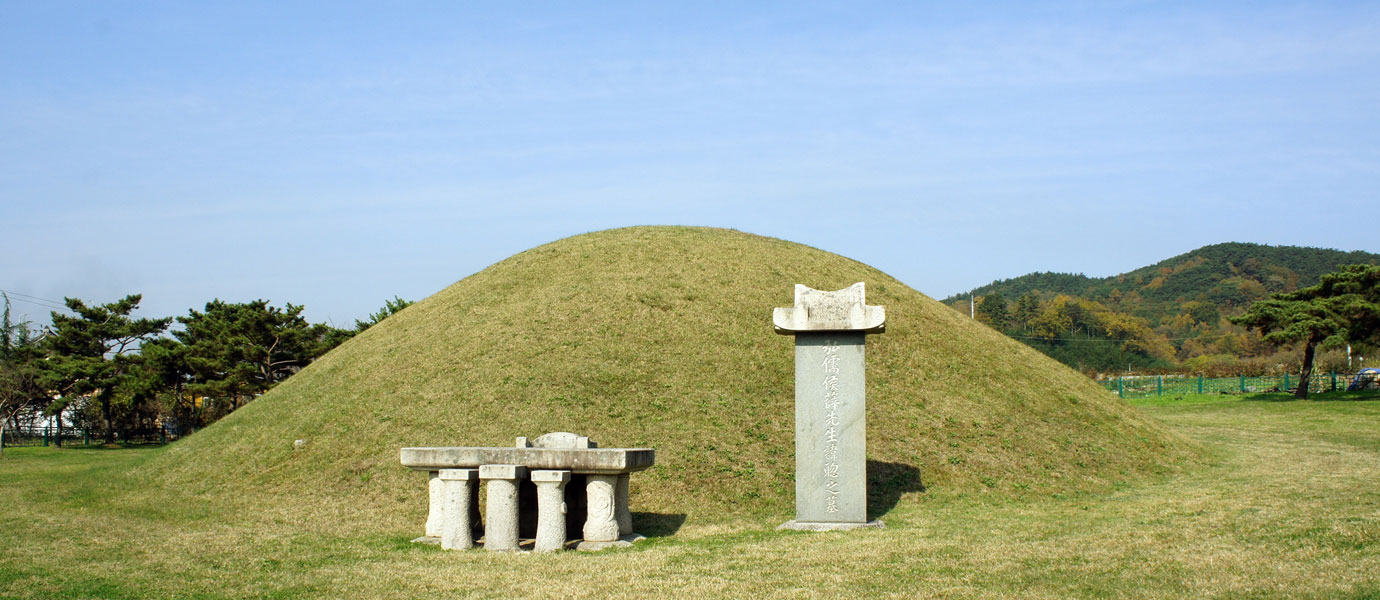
777 520 885 532
574 533 646 551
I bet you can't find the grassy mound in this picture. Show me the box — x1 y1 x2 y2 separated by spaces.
146 226 1197 532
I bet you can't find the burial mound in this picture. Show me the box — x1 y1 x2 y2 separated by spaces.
147 226 1197 531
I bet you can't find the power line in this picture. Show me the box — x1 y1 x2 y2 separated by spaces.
0 288 73 313
1005 331 1242 344
0 289 68 310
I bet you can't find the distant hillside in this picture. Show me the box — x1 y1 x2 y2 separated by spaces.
942 243 1380 374
946 243 1380 323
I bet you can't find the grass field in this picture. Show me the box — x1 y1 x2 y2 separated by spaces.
2 391 1376 599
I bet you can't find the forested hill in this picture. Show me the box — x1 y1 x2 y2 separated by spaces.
946 242 1380 315
940 242 1380 374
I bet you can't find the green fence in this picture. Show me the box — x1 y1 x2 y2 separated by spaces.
0 426 173 448
1102 372 1353 399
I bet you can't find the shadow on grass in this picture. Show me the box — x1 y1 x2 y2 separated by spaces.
60 443 168 451
631 512 687 537
1132 390 1380 406
1305 390 1380 402
1236 390 1380 403
867 460 925 521
0 442 166 453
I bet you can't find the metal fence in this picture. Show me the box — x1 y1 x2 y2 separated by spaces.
1101 371 1370 399
0 425 176 448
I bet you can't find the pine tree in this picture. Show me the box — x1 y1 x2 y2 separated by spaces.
38 295 170 444
1013 293 1040 332
175 300 352 416
0 294 43 455
1228 266 1380 399
355 296 414 332
975 294 1010 331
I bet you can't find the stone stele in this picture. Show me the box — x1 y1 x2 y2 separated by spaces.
773 282 886 531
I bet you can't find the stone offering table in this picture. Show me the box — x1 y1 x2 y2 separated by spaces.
401 433 654 552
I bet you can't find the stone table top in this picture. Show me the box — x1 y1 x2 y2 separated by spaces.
400 446 655 474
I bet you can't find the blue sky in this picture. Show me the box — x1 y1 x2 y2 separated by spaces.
2 1 1377 326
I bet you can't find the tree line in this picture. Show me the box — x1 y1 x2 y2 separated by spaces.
0 294 411 449
963 264 1380 398
950 244 1380 376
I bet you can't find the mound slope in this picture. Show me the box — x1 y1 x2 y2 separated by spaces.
148 226 1197 530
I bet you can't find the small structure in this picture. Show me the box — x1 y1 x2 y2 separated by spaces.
400 432 654 551
1348 368 1380 391
773 282 886 531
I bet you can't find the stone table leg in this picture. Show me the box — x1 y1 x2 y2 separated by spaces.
615 473 632 536
425 470 442 537
583 474 620 543
479 465 527 551
438 468 478 550
531 470 571 552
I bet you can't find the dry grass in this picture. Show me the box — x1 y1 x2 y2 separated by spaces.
1 396 1376 598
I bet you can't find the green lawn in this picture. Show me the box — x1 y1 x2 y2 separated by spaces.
3 394 1378 599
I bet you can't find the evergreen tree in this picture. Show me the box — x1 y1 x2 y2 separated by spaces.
0 294 43 455
1013 292 1040 332
975 294 1010 331
126 337 195 429
175 300 351 415
1232 293 1346 399
355 296 414 332
38 295 171 444
1305 264 1380 346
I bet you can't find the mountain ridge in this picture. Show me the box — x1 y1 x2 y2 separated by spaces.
946 242 1380 319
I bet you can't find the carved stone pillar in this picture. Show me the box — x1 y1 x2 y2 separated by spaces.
480 464 527 551
583 474 620 542
531 470 571 552
438 468 478 550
